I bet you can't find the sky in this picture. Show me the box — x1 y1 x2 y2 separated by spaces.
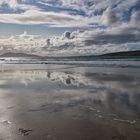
0 0 140 56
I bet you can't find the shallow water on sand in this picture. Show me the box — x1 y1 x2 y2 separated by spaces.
0 64 140 140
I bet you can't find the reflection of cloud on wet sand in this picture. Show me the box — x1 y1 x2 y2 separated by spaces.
0 68 140 124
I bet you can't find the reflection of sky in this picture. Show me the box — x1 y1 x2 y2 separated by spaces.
0 66 140 123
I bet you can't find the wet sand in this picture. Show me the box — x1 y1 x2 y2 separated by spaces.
0 64 140 140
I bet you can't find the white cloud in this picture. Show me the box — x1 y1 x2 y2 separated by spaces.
131 10 140 26
0 0 140 56
0 24 140 56
43 25 140 56
1 25 140 56
9 0 18 8
0 0 19 8
0 9 99 27
101 8 118 25
0 0 140 28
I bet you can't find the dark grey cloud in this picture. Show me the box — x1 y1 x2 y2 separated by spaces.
84 27 140 46
63 31 71 39
46 39 51 46
84 33 140 45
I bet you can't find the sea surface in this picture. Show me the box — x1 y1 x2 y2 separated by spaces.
0 58 140 140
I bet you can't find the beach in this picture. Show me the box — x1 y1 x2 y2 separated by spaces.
0 63 140 140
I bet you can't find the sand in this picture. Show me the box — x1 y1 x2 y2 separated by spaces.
0 64 140 140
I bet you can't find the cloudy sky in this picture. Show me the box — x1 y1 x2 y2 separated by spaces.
0 0 140 56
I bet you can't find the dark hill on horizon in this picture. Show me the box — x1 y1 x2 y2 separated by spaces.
45 50 140 60
0 52 41 58
0 50 140 60
101 50 140 57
